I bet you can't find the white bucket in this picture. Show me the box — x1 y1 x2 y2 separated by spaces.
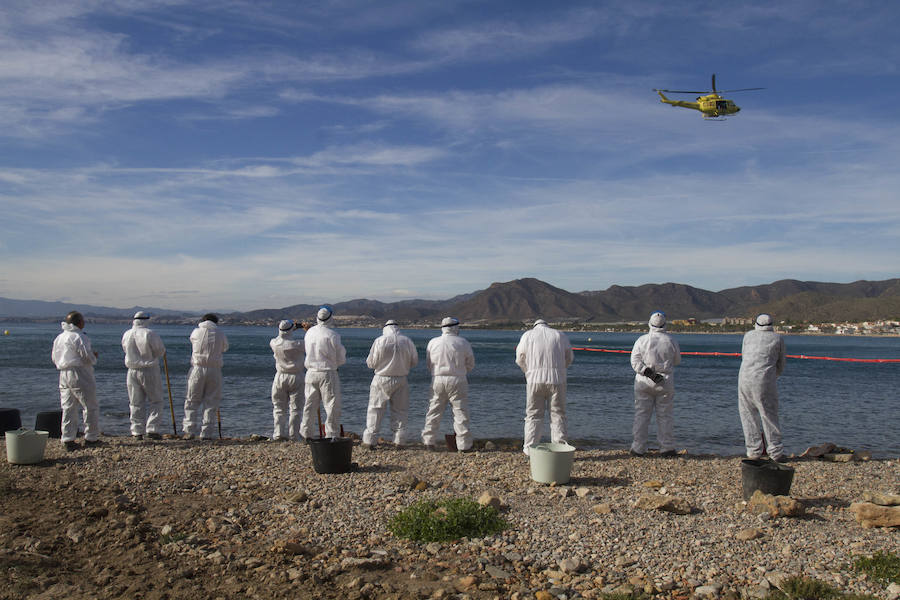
528 442 576 484
5 429 50 465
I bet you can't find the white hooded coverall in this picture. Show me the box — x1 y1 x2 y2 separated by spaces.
270 327 305 440
121 319 166 436
52 322 100 443
630 324 681 454
301 318 346 439
183 320 229 438
363 324 418 446
516 321 574 454
421 324 475 451
738 323 786 459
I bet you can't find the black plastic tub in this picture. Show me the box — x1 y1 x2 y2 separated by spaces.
35 410 63 439
308 437 354 474
0 408 21 433
741 458 794 500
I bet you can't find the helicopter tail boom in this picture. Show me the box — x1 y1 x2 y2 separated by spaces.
656 90 701 112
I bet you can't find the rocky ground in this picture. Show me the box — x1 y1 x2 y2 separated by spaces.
1 435 898 600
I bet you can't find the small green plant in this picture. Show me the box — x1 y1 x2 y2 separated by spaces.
764 576 839 600
160 531 188 545
854 550 900 584
388 497 507 542
599 593 649 600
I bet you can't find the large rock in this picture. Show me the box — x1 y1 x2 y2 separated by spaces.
635 494 692 515
849 502 900 528
340 556 390 570
397 472 419 488
862 491 900 506
736 528 764 541
747 490 804 518
478 492 502 511
799 442 836 458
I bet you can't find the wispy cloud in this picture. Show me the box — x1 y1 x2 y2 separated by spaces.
1 1 898 311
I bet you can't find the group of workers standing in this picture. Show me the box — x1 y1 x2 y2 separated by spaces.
50 307 788 461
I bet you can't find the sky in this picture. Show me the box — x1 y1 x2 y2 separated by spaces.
1 1 899 312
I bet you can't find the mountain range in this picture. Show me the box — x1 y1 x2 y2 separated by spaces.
3 277 898 324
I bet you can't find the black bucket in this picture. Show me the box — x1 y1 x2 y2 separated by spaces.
308 437 354 474
0 408 22 433
35 410 63 439
741 459 794 500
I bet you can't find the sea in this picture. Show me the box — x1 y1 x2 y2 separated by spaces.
1 322 898 457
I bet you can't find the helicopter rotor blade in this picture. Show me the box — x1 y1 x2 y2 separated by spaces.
718 87 765 93
711 73 716 93
653 89 708 94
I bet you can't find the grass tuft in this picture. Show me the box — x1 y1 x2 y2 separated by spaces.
388 497 507 543
853 550 900 584
764 576 840 600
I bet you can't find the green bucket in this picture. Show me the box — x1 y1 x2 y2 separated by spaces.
528 442 576 484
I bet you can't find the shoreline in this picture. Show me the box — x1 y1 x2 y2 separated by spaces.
2 435 898 599
3 319 899 339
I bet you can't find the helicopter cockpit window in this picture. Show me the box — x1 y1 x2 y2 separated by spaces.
716 100 728 110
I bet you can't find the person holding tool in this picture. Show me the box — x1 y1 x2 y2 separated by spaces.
630 311 681 457
182 313 229 440
421 317 475 452
269 319 309 441
516 319 574 455
300 306 346 439
51 310 101 451
121 311 166 440
362 319 419 450
738 313 787 462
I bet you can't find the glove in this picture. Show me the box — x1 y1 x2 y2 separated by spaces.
642 367 665 384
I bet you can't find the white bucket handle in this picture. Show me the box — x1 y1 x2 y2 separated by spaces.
10 428 37 437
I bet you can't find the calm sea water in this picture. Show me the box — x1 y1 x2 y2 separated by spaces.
1 322 898 457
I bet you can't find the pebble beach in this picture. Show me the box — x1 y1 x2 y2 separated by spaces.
1 435 898 600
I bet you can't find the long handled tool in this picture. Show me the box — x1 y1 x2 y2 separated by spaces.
163 353 176 436
217 408 222 439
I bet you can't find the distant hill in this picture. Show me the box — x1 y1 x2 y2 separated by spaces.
0 297 198 320
3 277 898 324
580 282 735 321
451 278 598 321
232 291 479 323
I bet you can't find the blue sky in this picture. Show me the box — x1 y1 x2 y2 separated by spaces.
1 1 898 312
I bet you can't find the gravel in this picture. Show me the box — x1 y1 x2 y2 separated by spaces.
1 435 897 599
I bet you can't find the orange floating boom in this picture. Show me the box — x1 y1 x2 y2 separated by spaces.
571 347 900 363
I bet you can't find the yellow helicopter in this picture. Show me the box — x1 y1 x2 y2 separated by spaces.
654 74 763 119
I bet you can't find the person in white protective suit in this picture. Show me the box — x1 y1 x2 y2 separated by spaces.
269 319 308 441
738 313 787 462
301 306 347 439
630 311 681 457
51 311 101 451
516 319 574 455
182 314 229 440
421 317 476 452
121 311 166 440
362 320 419 450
